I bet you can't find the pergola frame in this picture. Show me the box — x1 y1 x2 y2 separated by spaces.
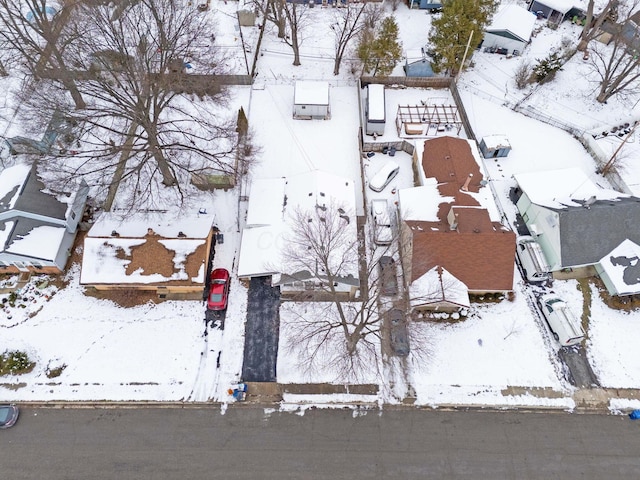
395 103 463 136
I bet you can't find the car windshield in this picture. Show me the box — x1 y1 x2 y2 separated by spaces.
209 293 223 302
0 407 11 423
212 279 226 284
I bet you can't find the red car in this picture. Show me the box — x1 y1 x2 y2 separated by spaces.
207 268 230 310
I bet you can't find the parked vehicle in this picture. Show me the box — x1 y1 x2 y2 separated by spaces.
388 308 410 356
516 235 551 284
0 404 19 429
371 198 393 246
207 268 230 310
378 255 398 296
538 294 585 347
369 161 399 192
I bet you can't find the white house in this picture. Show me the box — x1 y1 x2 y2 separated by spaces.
293 81 330 120
513 167 640 282
238 170 359 298
0 163 88 274
483 4 537 55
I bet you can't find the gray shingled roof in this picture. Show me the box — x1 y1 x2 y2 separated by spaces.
13 167 68 219
555 197 640 267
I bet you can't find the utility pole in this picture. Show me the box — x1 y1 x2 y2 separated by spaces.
600 122 639 177
455 30 474 82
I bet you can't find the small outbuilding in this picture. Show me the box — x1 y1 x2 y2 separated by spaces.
293 81 330 120
527 0 581 26
404 49 435 78
479 135 512 159
483 4 537 55
411 0 441 11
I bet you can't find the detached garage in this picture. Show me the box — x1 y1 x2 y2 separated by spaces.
293 81 330 120
483 4 537 55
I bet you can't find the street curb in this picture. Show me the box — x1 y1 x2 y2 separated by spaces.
8 399 613 415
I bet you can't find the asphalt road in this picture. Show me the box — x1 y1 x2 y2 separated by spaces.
3 406 640 479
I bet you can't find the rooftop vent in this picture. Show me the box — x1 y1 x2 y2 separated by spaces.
584 195 597 208
461 173 473 192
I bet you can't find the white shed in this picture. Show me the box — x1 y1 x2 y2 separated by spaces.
293 81 330 120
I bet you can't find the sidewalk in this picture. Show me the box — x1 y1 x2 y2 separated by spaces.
239 382 640 414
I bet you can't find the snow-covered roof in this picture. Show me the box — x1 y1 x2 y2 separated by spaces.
367 84 385 123
513 167 626 209
238 170 357 278
598 239 640 296
399 181 453 222
81 237 206 285
405 49 427 63
410 266 470 308
294 81 329 106
0 164 31 211
486 5 537 42
88 211 215 239
6 224 66 261
246 177 287 227
481 134 511 150
238 224 285 278
81 212 214 286
532 0 576 14
285 170 355 212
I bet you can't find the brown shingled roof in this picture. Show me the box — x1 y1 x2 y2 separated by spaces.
408 219 516 291
422 136 483 193
409 136 515 292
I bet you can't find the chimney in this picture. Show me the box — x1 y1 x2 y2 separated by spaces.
461 173 473 192
584 195 597 208
447 207 459 231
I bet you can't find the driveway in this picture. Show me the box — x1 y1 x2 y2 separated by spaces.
241 276 281 382
560 346 600 388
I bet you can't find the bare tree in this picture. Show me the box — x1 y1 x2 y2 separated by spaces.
587 4 640 104
253 0 287 38
278 202 434 378
282 1 309 66
0 0 85 108
17 0 242 210
330 3 379 76
577 0 619 52
277 202 380 375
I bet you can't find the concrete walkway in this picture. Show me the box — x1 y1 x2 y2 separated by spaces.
238 382 640 413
